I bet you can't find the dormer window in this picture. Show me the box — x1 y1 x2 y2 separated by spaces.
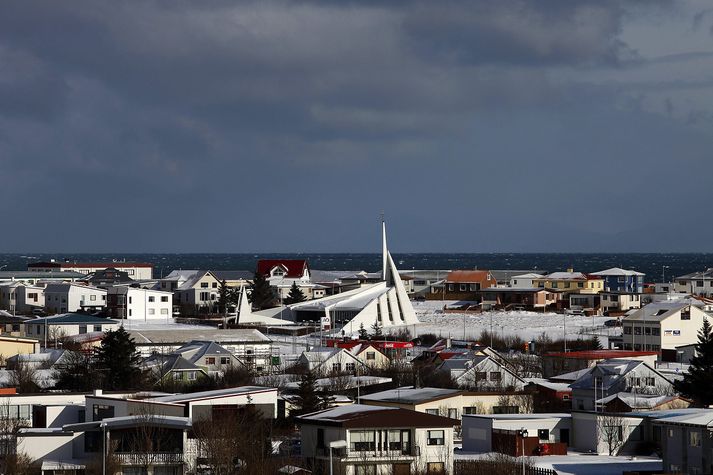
271 267 285 277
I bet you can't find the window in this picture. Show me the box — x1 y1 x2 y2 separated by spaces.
160 308 169 315
350 430 376 451
148 309 155 315
538 429 549 440
448 408 458 419
161 296 169 302
148 296 155 302
426 409 439 415
92 404 114 421
447 284 454 291
681 308 691 320
652 328 660 336
89 294 96 301
205 357 216 364
476 372 487 381
493 406 519 414
463 406 479 415
690 430 701 447
459 284 467 291
366 352 376 360
187 371 197 381
356 466 376 475
634 327 642 335
697 280 704 287
201 282 209 288
79 325 87 334
199 292 210 301
219 356 231 365
93 325 102 332
489 371 501 381
173 372 182 381
332 363 341 372
426 463 445 475
427 430 445 446
624 326 632 335
212 282 218 288
346 363 355 372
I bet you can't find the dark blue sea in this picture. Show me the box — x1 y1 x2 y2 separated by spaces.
1 253 711 283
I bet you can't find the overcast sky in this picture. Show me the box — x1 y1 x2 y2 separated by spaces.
1 0 712 253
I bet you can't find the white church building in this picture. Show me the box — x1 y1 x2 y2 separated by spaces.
246 222 419 333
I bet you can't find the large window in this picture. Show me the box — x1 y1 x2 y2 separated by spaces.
350 430 376 451
92 404 114 421
427 430 445 446
690 430 701 447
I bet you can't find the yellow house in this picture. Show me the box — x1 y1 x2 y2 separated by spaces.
0 335 40 362
532 270 604 294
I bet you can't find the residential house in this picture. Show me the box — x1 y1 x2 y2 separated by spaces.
25 313 120 343
143 353 210 386
542 350 658 379
525 380 572 413
569 359 674 411
0 282 46 315
591 268 645 293
599 291 642 315
126 328 275 373
28 260 154 280
596 392 689 413
44 282 107 314
622 300 711 352
360 387 534 419
346 343 390 369
81 267 134 288
674 268 713 297
297 404 456 475
443 271 497 300
654 409 713 474
479 287 558 311
533 271 604 295
297 348 367 376
160 270 221 315
462 413 572 453
257 259 323 301
171 340 243 375
0 335 40 360
438 355 525 391
509 273 545 289
106 286 173 322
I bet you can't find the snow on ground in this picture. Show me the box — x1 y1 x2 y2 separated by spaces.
409 300 616 342
455 451 662 475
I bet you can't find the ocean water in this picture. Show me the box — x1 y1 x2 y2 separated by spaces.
1 253 711 282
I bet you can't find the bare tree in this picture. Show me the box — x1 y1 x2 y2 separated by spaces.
8 361 39 394
597 413 627 456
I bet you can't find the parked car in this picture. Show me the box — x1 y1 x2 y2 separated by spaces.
604 319 622 327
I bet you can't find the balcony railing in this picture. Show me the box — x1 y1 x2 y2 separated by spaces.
318 445 420 460
115 452 184 465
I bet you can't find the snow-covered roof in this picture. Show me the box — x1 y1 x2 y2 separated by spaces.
511 273 545 279
596 392 681 409
591 268 645 277
624 301 702 322
526 378 572 392
360 386 461 404
545 272 589 280
570 359 664 391
151 385 275 403
299 404 391 423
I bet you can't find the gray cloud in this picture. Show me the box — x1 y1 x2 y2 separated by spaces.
0 0 711 252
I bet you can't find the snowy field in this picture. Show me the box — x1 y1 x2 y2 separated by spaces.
409 300 615 342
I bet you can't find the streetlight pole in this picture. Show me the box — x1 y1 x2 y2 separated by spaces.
329 440 348 475
519 428 528 475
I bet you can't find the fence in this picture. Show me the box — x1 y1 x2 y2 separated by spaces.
455 460 557 475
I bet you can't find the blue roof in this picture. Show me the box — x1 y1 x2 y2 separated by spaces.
32 313 121 325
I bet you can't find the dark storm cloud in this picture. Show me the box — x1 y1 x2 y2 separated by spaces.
0 0 710 252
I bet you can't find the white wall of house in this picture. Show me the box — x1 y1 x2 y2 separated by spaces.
188 389 278 420
25 320 120 341
45 285 107 313
462 414 571 452
115 287 173 321
16 431 78 463
571 412 646 455
623 305 710 351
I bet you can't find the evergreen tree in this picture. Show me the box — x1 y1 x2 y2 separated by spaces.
291 370 321 417
93 326 144 390
370 322 383 340
217 280 235 314
358 323 368 340
283 282 306 305
248 271 275 310
674 318 713 406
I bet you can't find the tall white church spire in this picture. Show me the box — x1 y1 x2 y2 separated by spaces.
382 213 388 281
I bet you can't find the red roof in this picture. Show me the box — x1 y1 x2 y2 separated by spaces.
544 350 658 360
445 270 494 283
256 259 309 278
29 261 153 268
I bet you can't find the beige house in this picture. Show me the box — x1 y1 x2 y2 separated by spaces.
348 343 390 369
0 335 40 361
360 387 534 420
622 301 711 351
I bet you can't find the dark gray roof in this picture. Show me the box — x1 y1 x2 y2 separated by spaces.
212 270 253 281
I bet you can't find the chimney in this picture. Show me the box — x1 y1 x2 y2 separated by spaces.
567 268 574 273
94 389 103 396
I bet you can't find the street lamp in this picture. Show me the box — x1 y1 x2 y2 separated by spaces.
519 428 528 475
329 439 348 475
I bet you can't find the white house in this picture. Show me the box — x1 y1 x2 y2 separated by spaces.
25 313 120 343
298 347 367 376
622 300 711 351
674 269 713 297
462 413 572 453
297 404 456 475
106 286 173 322
509 273 544 289
160 270 221 314
438 355 526 391
569 359 674 411
43 283 107 314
